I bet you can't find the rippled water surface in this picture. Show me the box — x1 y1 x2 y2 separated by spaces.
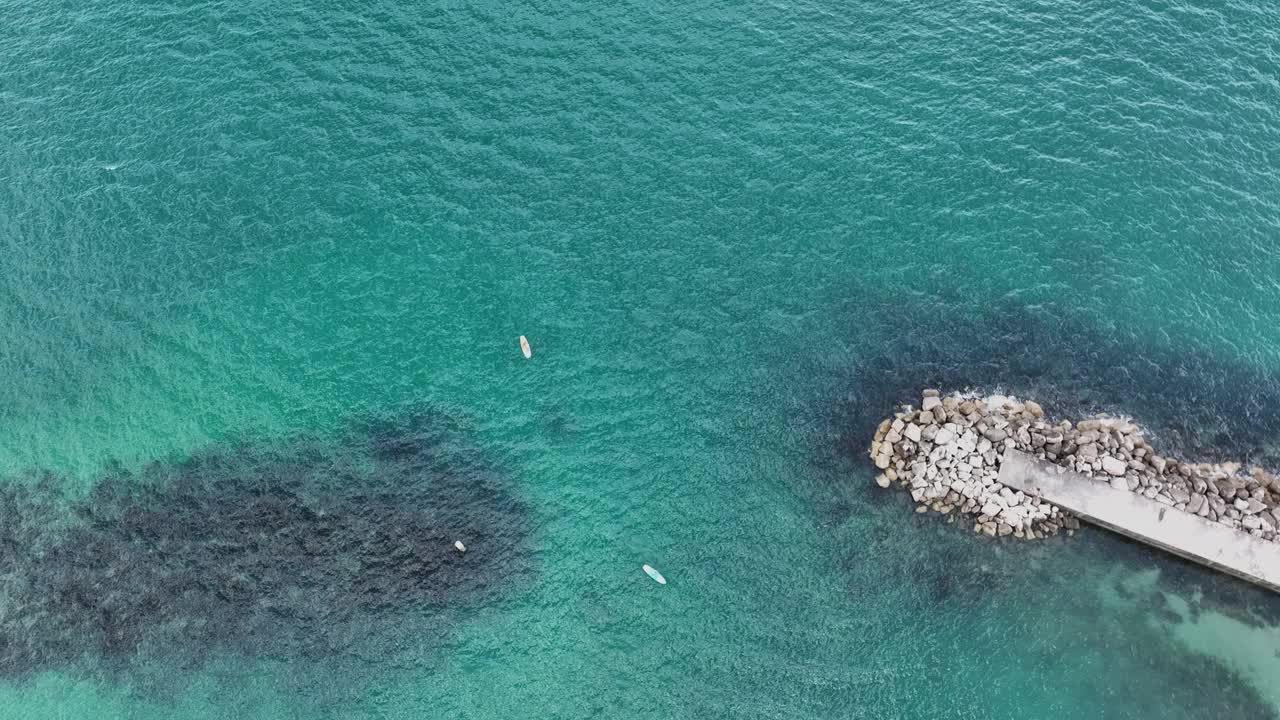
4 0 1280 717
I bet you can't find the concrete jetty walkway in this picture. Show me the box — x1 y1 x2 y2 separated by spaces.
998 449 1280 593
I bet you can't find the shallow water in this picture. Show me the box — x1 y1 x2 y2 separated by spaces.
3 0 1280 717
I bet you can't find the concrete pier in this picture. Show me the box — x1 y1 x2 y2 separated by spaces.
998 449 1280 593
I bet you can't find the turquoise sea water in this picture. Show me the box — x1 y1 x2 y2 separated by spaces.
4 0 1280 717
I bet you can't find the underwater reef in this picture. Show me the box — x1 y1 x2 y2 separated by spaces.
0 406 532 682
827 296 1280 467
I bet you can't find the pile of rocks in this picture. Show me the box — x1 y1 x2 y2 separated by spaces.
869 390 1280 543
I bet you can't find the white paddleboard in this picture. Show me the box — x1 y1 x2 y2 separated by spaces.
519 335 532 359
642 564 666 585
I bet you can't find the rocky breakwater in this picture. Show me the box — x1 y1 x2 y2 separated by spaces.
869 390 1280 543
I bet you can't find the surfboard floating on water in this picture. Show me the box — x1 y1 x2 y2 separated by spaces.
642 564 666 585
519 335 531 359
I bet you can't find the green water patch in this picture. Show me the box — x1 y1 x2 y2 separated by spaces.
0 404 534 700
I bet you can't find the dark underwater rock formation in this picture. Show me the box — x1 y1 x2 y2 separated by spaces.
0 406 532 681
828 296 1280 468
